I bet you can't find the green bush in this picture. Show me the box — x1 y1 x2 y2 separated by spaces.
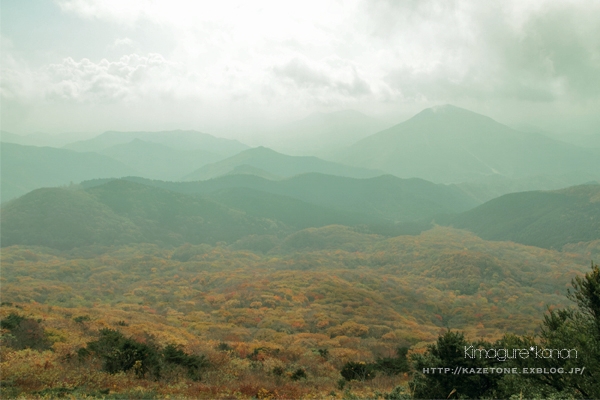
162 344 208 381
373 347 409 376
83 329 162 379
0 313 51 351
73 315 91 323
0 313 25 330
340 362 376 381
290 368 307 381
79 330 209 381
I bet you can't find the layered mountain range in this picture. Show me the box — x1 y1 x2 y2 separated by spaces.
338 104 600 183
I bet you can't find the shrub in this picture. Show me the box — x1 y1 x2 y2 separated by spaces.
73 315 91 323
0 313 25 330
0 313 51 351
83 329 162 379
383 386 412 400
317 348 329 359
290 368 307 381
162 344 209 381
79 330 209 381
216 342 232 351
373 346 409 376
340 362 376 381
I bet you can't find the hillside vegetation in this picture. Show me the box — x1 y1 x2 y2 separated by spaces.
450 184 600 249
0 227 593 398
86 173 478 223
1 180 284 250
0 143 136 202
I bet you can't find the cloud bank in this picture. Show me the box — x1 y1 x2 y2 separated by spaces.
1 0 599 135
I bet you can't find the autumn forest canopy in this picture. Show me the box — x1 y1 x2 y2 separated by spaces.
1 104 600 399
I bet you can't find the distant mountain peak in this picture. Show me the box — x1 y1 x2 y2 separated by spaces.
420 104 484 117
431 104 461 112
407 104 497 126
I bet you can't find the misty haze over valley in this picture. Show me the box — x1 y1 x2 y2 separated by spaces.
1 1 599 398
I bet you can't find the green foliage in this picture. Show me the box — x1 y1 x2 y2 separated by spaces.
73 315 91 323
0 312 25 330
290 368 307 381
383 386 412 400
373 346 409 376
0 313 51 351
79 330 210 382
216 342 233 352
524 262 600 399
83 329 162 379
33 387 110 398
162 344 209 381
317 348 329 359
409 331 503 399
408 262 600 399
340 362 376 382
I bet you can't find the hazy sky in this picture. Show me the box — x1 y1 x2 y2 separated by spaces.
1 0 599 139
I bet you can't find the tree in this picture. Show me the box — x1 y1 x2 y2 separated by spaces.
80 329 162 379
532 262 600 398
409 330 503 399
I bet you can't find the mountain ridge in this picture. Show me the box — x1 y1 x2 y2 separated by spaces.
339 104 600 184
183 146 386 181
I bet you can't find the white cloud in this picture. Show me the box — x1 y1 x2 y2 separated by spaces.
2 0 599 134
38 53 183 103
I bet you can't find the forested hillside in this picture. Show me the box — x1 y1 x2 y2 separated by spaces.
1 227 592 398
1 180 285 250
450 184 600 249
0 143 137 202
84 173 479 223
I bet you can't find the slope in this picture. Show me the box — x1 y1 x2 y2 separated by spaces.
87 172 479 222
450 184 600 249
64 129 249 156
0 180 287 250
0 143 137 203
206 187 378 229
0 188 142 249
182 146 384 181
340 105 600 183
